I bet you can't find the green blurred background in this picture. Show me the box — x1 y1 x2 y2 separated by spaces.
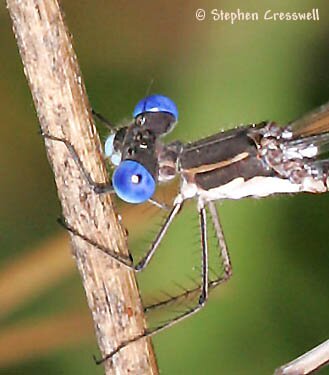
1 0 329 374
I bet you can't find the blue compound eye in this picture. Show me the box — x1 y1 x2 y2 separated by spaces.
104 134 121 166
112 160 156 204
133 94 178 121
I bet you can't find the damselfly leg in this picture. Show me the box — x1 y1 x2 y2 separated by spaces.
42 127 234 363
42 133 114 194
92 108 115 130
144 201 232 313
42 132 175 269
44 94 329 369
95 200 229 365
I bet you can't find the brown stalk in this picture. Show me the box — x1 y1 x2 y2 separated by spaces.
6 0 158 373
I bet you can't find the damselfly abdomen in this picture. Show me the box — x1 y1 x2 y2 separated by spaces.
43 95 329 362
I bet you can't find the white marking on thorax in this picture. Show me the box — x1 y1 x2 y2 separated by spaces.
301 177 326 193
284 145 318 160
180 176 301 201
300 145 318 158
180 174 328 202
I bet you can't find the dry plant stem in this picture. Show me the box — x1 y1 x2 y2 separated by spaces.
274 339 329 375
6 0 158 374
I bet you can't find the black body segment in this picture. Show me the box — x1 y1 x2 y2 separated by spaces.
135 112 176 136
179 125 274 190
120 124 159 179
43 97 329 365
194 153 274 190
180 126 255 169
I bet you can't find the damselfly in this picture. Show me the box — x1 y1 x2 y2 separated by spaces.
43 94 329 363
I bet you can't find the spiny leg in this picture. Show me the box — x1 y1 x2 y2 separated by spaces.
43 132 171 269
57 217 134 269
42 132 135 269
144 200 232 313
43 132 171 208
199 204 209 303
135 199 183 271
58 198 182 272
92 109 115 130
207 201 232 282
95 204 210 364
42 132 113 194
147 197 170 211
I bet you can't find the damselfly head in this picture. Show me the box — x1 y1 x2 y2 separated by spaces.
104 94 179 204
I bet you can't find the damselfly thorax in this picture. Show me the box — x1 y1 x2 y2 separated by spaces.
43 94 329 364
161 121 329 204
